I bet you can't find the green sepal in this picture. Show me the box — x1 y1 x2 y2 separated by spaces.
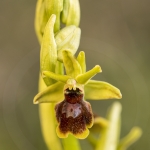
45 0 63 32
33 82 64 104
40 14 57 86
84 80 122 100
95 102 122 150
117 127 142 150
77 51 86 73
62 50 82 78
43 71 71 83
55 25 81 61
76 65 101 84
61 0 80 26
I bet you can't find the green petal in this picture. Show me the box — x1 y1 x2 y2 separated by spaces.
33 82 64 104
43 71 71 83
77 51 86 73
45 0 63 32
55 25 81 61
95 102 122 150
40 14 57 86
62 50 82 78
85 80 122 100
117 127 142 150
76 65 101 84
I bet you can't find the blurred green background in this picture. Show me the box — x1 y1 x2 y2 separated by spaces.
1 0 150 149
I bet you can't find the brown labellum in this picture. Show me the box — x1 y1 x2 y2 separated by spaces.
55 87 94 139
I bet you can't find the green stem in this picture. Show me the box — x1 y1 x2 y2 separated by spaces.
87 134 98 148
62 134 81 150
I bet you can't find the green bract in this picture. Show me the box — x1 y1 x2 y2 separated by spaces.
40 14 57 86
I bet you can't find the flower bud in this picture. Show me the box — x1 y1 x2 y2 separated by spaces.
55 26 81 61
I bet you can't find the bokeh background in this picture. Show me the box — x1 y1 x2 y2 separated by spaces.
1 0 150 149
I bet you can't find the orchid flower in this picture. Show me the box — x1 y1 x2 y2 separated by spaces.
33 15 122 138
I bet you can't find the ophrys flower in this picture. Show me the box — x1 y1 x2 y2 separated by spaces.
34 50 122 139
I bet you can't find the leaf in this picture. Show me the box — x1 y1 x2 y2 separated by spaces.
33 82 64 104
40 14 57 86
84 80 122 100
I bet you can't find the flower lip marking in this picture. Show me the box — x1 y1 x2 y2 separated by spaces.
62 102 81 118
